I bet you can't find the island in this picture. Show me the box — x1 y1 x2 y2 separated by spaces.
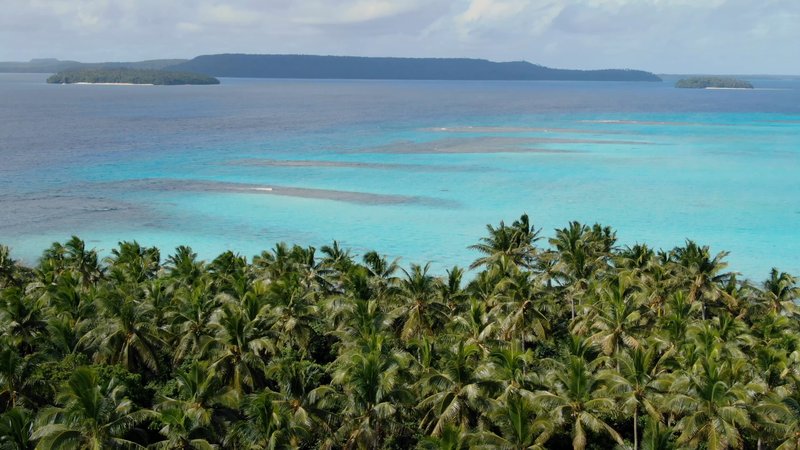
0 58 188 73
46 68 220 85
165 54 662 82
675 76 753 89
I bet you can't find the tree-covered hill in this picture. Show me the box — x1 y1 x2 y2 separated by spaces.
675 76 754 88
1 215 798 449
46 68 220 85
166 54 663 82
0 58 188 73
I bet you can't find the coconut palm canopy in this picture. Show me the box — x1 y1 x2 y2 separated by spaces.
1 215 799 450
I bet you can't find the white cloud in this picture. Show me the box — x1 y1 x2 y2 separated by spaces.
1 0 799 73
196 4 262 26
176 22 203 33
296 0 426 25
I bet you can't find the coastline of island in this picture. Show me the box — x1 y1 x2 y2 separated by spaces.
71 82 156 86
675 76 753 89
46 68 220 85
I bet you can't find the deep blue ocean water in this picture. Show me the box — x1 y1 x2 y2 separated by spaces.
1 73 799 280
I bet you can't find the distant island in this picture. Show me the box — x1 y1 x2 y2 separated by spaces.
166 54 662 82
0 58 187 73
675 76 753 89
46 68 220 85
2 54 661 82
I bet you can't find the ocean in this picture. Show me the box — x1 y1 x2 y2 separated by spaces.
1 73 798 280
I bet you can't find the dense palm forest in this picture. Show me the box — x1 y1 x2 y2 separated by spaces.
1 215 799 449
46 68 220 85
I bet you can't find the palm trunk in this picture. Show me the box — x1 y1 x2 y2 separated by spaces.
633 408 638 450
570 295 575 320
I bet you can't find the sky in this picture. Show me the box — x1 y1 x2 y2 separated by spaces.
2 0 799 74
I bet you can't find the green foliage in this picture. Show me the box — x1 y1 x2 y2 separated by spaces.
0 218 798 449
675 77 754 89
46 68 220 85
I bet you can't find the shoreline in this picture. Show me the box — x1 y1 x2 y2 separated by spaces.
71 82 156 86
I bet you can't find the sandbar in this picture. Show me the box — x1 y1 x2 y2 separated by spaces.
425 126 625 135
225 159 478 172
103 178 460 208
354 136 650 155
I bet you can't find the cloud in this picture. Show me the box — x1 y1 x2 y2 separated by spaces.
295 0 426 25
453 0 563 39
196 4 262 27
0 0 798 73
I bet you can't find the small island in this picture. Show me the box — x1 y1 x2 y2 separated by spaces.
46 68 220 85
675 76 753 89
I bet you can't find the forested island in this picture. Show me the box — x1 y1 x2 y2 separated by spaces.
1 215 799 449
675 76 754 89
0 58 188 73
3 54 661 82
46 68 220 85
167 54 662 82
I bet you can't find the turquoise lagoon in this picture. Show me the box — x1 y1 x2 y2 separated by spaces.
1 73 798 279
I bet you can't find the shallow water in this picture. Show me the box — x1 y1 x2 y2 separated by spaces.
1 73 799 279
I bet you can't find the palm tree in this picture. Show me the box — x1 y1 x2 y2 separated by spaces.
207 250 249 297
61 237 104 287
475 391 550 450
393 264 449 341
772 383 800 450
81 285 163 373
253 243 293 281
492 269 550 344
205 303 272 394
760 268 799 316
32 367 151 449
149 406 217 450
331 335 413 449
0 348 39 410
226 390 309 449
640 419 677 450
465 268 505 309
320 240 354 275
167 280 219 364
39 272 95 323
440 266 468 313
0 407 35 450
417 423 473 450
667 357 760 449
106 241 160 284
288 245 335 294
0 245 21 288
418 342 494 436
449 299 498 353
264 273 319 353
533 355 623 450
0 287 47 353
469 214 540 270
263 357 335 440
326 268 396 345
477 341 536 401
361 250 400 297
671 241 732 320
602 347 672 450
548 221 610 320
157 362 239 436
582 277 646 359
165 246 204 286
656 292 696 350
